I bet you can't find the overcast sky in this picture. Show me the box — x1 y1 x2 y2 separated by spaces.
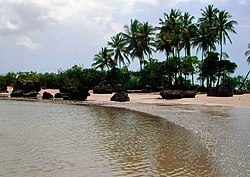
0 0 249 76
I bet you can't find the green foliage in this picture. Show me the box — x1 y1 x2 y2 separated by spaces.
246 80 250 91
226 75 244 91
0 65 106 89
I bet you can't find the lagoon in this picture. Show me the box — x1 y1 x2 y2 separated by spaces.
0 100 249 176
0 100 250 176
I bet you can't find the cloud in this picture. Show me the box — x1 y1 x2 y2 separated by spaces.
16 36 41 50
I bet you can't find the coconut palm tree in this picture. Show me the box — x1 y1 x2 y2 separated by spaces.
107 33 130 68
193 24 216 86
122 19 155 70
198 4 219 52
92 47 115 71
155 15 174 60
181 12 196 57
216 10 237 61
138 21 155 61
122 19 144 70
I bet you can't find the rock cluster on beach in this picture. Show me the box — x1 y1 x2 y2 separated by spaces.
93 82 113 94
10 80 41 98
110 92 130 102
160 89 197 99
0 82 8 93
207 85 233 97
57 85 90 101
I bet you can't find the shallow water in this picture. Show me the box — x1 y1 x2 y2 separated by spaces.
0 100 218 176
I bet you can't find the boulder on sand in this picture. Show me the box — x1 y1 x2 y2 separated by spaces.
59 85 90 101
23 90 38 98
10 80 41 98
10 89 24 97
93 82 113 94
42 91 54 99
0 81 8 93
110 92 130 102
207 85 233 97
160 90 183 99
160 89 197 99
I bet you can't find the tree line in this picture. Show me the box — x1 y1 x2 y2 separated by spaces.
92 5 240 88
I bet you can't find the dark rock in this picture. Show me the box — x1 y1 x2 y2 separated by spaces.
160 90 183 99
14 80 41 93
0 81 8 93
23 90 38 98
141 85 152 93
207 86 233 97
233 90 245 95
10 89 24 97
110 92 130 102
113 84 124 92
59 85 90 101
182 90 197 98
93 82 113 94
42 91 54 99
61 93 70 100
160 89 196 99
54 93 63 98
196 85 208 93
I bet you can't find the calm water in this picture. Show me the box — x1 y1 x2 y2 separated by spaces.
0 100 247 176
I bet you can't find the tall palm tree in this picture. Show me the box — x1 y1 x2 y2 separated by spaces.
92 47 115 71
122 19 155 70
138 21 155 60
198 4 219 52
181 12 196 57
193 24 216 86
107 33 130 68
166 9 183 58
122 19 143 70
216 10 237 61
155 15 174 60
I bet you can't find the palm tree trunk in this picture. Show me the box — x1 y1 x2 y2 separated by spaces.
178 50 182 86
217 38 223 86
239 70 250 90
201 50 204 87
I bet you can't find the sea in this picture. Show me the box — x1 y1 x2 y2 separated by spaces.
0 100 249 176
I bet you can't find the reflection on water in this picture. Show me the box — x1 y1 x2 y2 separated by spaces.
0 100 217 176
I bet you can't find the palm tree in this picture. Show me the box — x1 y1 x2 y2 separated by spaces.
108 33 130 68
216 10 237 61
193 24 216 86
198 5 219 52
122 19 155 70
181 12 196 57
92 47 115 71
166 9 183 58
122 19 143 70
138 21 155 61
155 15 173 60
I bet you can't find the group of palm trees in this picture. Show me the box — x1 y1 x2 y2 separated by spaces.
92 4 238 86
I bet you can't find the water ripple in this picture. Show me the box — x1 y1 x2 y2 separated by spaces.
0 100 217 176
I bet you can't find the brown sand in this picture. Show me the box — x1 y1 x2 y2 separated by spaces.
1 87 250 108
87 91 250 108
